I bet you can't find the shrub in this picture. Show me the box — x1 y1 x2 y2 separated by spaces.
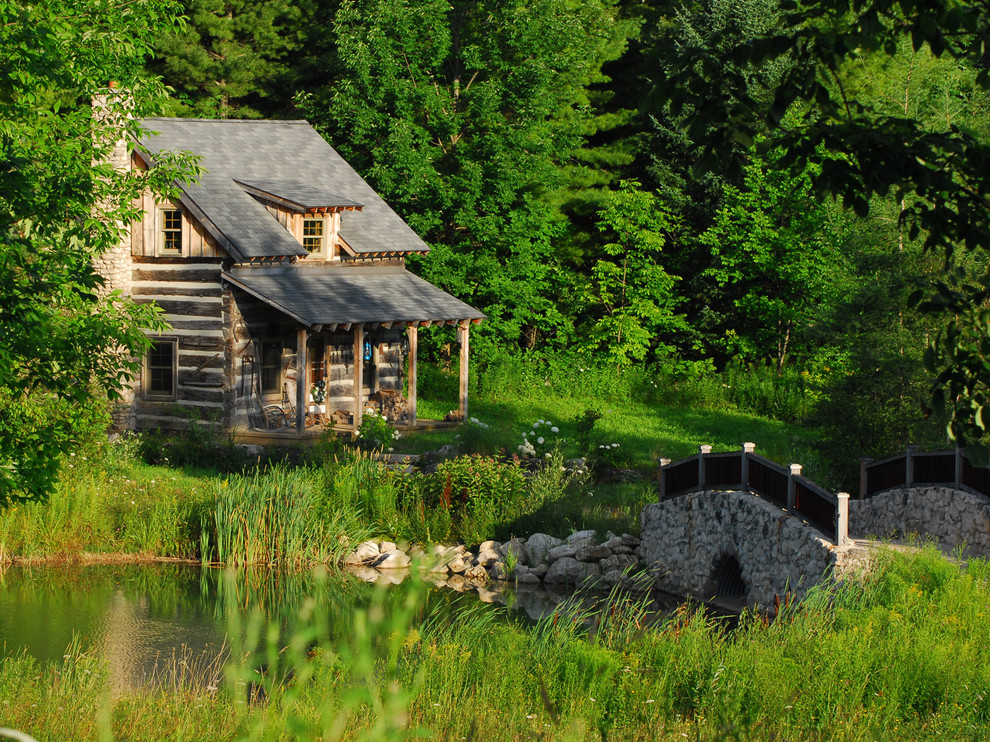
354 409 400 451
417 455 527 546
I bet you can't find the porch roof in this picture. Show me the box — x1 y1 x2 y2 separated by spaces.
223 269 486 328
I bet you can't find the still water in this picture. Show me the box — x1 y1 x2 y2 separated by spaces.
0 563 684 694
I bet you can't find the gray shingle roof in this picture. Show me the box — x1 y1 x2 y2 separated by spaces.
138 118 431 260
223 268 486 326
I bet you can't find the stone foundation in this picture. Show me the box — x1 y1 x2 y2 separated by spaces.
850 487 990 556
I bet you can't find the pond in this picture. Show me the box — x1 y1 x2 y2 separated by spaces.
0 563 686 695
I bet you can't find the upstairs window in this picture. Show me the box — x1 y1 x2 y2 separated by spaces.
159 208 182 255
303 217 325 255
145 338 177 400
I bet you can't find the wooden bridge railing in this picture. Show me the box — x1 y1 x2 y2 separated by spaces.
860 446 990 499
659 443 849 545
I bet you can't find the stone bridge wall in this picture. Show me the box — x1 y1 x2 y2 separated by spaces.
640 490 866 608
850 487 990 556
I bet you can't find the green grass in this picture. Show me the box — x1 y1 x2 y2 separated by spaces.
3 547 989 740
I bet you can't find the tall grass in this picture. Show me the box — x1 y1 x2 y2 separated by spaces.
208 465 361 567
3 547 987 740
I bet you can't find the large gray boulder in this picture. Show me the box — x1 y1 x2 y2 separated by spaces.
544 557 601 585
525 533 562 565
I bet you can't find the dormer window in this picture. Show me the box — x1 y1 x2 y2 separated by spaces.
159 208 183 255
303 217 325 255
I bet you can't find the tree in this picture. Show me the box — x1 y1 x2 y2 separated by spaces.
698 148 843 371
652 0 990 458
582 180 686 368
0 0 192 503
149 0 304 118
301 0 636 354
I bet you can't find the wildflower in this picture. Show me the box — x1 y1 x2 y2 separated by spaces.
551 426 559 433
537 437 545 444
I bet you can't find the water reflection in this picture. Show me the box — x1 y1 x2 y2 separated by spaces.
0 563 689 695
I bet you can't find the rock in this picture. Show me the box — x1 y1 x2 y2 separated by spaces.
575 544 612 562
515 571 541 585
464 564 489 581
567 529 597 546
602 569 624 586
612 545 635 556
447 555 470 574
544 557 601 585
446 574 468 591
604 535 624 550
373 550 411 570
621 534 641 548
546 544 577 562
475 548 501 566
489 561 509 581
479 540 502 552
344 540 380 565
531 563 549 579
345 565 380 583
601 554 639 573
380 541 397 554
526 533 563 565
499 538 529 566
408 545 426 560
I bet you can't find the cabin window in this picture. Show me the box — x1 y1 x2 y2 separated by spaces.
260 342 282 394
159 208 183 255
145 338 177 400
303 217 325 254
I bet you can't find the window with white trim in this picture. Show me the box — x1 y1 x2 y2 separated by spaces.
145 338 178 400
303 217 325 255
159 208 183 255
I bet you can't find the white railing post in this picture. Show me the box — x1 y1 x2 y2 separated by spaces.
787 463 801 512
905 444 918 487
741 442 755 491
698 444 711 491
836 492 850 545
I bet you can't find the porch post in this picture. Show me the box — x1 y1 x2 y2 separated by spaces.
459 320 469 421
296 328 307 435
406 325 418 425
353 323 364 429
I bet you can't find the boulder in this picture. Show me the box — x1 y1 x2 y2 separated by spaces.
464 564 489 581
344 540 380 565
475 548 501 566
526 533 563 565
546 544 577 562
544 557 601 585
373 550 411 570
567 529 598 546
447 555 470 574
575 544 612 562
499 538 529 566
380 541 397 554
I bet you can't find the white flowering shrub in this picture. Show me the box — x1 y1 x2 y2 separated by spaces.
516 419 562 458
354 409 401 451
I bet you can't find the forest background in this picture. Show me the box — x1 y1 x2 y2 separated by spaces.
6 0 990 497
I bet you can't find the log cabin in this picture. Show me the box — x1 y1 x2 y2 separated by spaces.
98 116 484 440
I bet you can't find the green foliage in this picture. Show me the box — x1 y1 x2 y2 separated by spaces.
415 455 528 546
582 180 687 367
0 0 197 504
303 0 636 351
653 0 990 457
354 409 401 451
149 0 304 118
699 148 844 370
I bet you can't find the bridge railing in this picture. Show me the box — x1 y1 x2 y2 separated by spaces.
860 446 990 499
659 443 849 545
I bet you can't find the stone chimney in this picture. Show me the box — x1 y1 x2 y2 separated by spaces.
92 83 137 430
91 82 133 299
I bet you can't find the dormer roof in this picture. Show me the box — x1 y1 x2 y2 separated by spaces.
137 118 431 262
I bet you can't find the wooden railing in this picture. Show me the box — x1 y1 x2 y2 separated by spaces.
659 443 849 544
860 446 990 499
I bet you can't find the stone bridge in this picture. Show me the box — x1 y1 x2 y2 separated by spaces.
639 444 990 609
639 490 865 608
